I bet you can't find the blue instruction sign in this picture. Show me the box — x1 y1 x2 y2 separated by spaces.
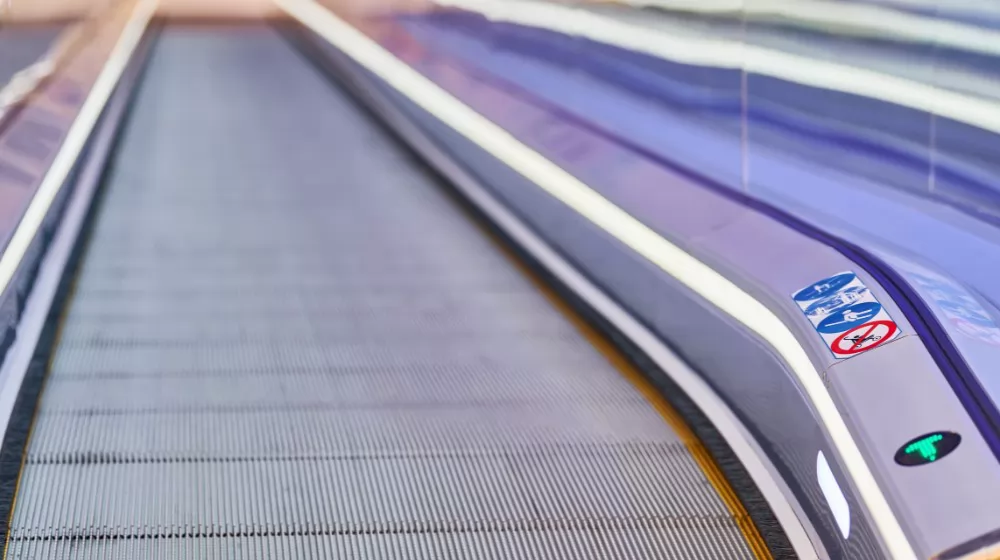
817 302 883 334
793 272 856 303
792 271 901 359
804 286 870 319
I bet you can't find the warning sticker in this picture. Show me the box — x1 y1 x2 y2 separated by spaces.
831 321 898 356
792 272 901 359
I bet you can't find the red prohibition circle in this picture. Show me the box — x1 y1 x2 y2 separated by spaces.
831 320 898 356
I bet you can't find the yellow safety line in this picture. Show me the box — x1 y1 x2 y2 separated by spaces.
0 1 152 554
479 222 774 559
1 271 79 559
0 8 108 558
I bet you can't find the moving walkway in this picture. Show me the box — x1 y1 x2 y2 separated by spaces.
0 22 785 560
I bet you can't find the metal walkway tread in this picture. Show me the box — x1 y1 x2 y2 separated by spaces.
5 25 758 559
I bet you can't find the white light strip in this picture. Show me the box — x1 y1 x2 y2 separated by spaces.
618 0 1000 59
433 0 1000 136
818 450 852 540
276 0 916 557
0 0 159 298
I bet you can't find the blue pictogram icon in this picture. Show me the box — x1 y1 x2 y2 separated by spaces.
805 286 870 319
817 302 883 334
793 272 856 302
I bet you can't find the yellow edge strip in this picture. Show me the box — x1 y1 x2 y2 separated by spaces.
454 168 775 555
0 0 157 553
513 248 775 559
0 279 77 559
277 1 915 558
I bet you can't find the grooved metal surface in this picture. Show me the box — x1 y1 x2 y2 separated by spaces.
6 26 756 559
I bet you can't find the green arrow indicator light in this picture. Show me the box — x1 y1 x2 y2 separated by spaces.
895 431 961 467
904 434 943 462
